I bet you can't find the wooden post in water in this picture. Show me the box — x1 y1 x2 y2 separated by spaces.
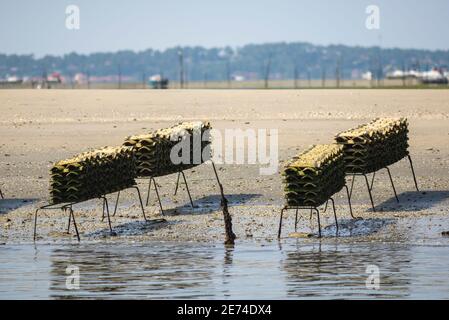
212 162 236 245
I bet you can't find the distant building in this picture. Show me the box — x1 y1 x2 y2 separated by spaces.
47 72 62 84
74 73 87 85
385 68 448 84
149 74 169 89
0 75 23 85
232 75 245 82
362 71 372 81
386 70 418 80
418 68 448 84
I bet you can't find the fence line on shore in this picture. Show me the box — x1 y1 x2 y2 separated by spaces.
2 79 448 90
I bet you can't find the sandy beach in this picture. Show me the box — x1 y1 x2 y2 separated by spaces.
1 89 449 245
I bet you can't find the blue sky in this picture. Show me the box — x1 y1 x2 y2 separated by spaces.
1 0 448 57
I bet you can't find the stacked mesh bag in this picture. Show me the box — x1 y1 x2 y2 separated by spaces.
123 121 212 177
283 144 346 207
50 146 136 204
335 118 409 174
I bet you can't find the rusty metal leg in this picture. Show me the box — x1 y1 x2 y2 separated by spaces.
349 174 356 199
69 208 80 242
314 208 322 238
33 208 40 241
0 188 3 199
174 171 181 196
180 171 194 209
294 209 299 232
407 155 419 192
113 191 120 217
133 186 147 221
363 174 376 212
385 167 399 203
309 208 313 220
329 197 338 235
323 200 329 213
152 178 165 216
66 207 71 233
344 184 358 219
370 172 376 192
278 207 287 239
145 178 152 206
103 197 114 234
101 198 106 222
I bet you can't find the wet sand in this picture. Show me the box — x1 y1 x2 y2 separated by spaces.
1 89 449 244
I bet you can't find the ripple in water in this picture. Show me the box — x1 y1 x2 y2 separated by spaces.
1 242 449 299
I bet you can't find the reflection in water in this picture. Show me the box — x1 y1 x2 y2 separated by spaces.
49 244 218 299
282 242 412 299
1 242 449 299
221 246 235 299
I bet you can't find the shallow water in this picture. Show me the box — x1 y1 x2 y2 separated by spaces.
1 241 449 299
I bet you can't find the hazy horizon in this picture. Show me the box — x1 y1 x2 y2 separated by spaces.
2 40 449 59
1 0 449 57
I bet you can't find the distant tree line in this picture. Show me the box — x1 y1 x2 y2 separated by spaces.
1 42 448 82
